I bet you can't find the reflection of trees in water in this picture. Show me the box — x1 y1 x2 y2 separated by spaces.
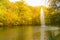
47 30 60 40
0 26 60 40
18 26 33 40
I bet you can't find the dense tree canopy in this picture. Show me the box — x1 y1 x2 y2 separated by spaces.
45 0 60 27
0 0 40 26
0 0 60 26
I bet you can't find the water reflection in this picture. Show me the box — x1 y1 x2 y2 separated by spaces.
0 26 40 40
46 29 60 40
0 26 60 40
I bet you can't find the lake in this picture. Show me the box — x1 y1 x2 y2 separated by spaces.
0 26 60 40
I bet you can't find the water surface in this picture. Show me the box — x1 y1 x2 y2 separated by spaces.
0 26 60 40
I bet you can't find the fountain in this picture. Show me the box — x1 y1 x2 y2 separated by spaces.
40 8 45 27
40 7 45 40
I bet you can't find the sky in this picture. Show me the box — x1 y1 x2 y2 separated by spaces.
9 0 60 7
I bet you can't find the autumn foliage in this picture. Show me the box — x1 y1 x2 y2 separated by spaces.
0 0 40 26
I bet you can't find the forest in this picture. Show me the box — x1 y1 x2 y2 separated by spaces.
0 0 60 26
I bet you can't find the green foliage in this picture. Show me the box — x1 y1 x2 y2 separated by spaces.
46 9 60 26
47 30 60 40
50 0 60 10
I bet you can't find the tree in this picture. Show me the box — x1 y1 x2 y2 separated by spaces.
49 0 60 10
45 0 60 26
